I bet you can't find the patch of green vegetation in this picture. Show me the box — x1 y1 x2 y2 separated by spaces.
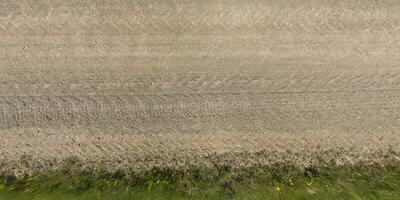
0 163 400 200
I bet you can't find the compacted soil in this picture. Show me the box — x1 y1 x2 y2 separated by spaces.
1 0 400 174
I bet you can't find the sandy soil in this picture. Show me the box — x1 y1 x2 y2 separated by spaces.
1 0 400 174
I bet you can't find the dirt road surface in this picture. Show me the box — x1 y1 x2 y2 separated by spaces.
1 0 400 174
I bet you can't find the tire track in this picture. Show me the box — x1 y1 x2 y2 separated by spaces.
1 129 399 173
0 1 399 36
1 92 400 134
3 71 400 96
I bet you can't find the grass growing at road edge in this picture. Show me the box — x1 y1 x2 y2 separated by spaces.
0 162 400 200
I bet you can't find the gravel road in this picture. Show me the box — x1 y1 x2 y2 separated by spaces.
1 0 400 173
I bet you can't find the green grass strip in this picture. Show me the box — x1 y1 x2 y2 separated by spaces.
1 163 400 200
